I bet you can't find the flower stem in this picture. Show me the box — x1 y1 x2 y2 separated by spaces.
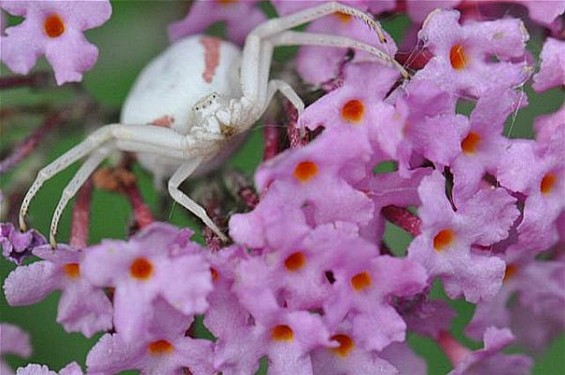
70 179 93 248
437 331 470 367
0 72 52 90
382 205 421 236
263 123 280 161
0 111 66 175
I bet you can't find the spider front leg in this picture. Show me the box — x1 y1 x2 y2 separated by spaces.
20 124 187 235
240 1 398 105
167 159 228 242
49 147 113 247
228 2 408 133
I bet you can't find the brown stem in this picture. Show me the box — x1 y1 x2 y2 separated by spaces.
93 166 154 231
382 205 421 236
70 179 93 249
0 72 52 90
0 111 66 175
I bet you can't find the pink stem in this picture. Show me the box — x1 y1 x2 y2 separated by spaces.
70 179 93 249
123 182 154 229
437 331 471 367
263 123 280 161
286 101 308 148
381 205 422 236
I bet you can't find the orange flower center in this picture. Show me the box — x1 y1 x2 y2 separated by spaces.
130 257 153 280
271 325 294 342
433 229 455 251
44 14 65 38
350 271 372 291
461 132 481 154
331 334 355 357
341 99 365 124
284 251 306 271
540 173 556 195
293 161 319 182
147 340 174 355
503 264 518 282
63 263 80 279
450 44 468 70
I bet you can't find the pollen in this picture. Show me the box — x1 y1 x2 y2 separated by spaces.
44 14 65 38
147 340 174 355
331 334 355 357
350 271 372 291
449 44 468 70
63 263 80 279
271 325 294 342
284 251 306 272
540 173 556 195
130 257 153 280
293 161 319 182
433 229 455 251
335 12 352 23
461 132 481 154
341 99 365 124
503 264 518 282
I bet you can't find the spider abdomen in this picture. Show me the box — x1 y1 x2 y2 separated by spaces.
121 35 242 134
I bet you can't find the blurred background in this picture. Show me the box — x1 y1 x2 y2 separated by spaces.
1 1 563 374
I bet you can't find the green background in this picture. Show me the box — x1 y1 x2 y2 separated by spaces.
1 2 563 374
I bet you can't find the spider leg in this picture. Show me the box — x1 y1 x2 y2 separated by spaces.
49 146 113 247
269 30 409 79
229 3 407 135
240 1 393 104
257 30 410 114
265 79 305 115
168 159 228 242
20 124 188 231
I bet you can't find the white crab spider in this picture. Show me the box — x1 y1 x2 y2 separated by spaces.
20 2 409 245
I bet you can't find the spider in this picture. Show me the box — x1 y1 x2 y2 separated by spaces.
19 2 409 245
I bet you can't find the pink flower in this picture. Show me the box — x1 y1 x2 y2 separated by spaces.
1 222 46 264
415 9 530 98
441 328 532 375
451 87 523 204
15 362 83 375
408 172 518 302
81 223 213 342
86 300 214 375
168 0 266 45
3 244 112 337
1 323 32 375
467 255 565 351
310 320 399 374
0 0 112 85
533 37 565 92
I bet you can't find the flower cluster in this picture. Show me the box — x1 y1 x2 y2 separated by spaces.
1 1 564 374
